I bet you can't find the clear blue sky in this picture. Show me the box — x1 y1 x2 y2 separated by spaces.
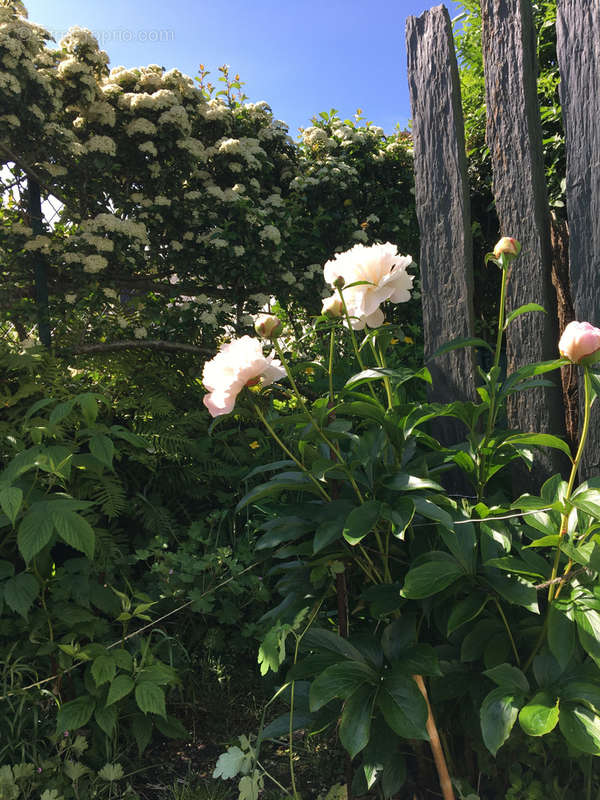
24 0 464 137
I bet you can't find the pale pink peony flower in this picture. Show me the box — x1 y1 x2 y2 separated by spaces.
559 321 600 364
323 243 414 330
202 335 286 417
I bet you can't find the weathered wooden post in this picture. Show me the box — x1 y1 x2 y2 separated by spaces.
406 4 475 420
556 0 600 477
481 0 565 478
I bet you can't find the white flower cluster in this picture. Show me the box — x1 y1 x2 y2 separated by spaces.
126 118 157 137
86 134 116 155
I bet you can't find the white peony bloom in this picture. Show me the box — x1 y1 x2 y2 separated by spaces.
202 335 286 417
323 243 414 330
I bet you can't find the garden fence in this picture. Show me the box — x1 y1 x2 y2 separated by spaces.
406 0 599 479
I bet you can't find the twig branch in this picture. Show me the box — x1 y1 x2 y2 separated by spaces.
61 339 214 356
534 568 584 592
0 142 74 215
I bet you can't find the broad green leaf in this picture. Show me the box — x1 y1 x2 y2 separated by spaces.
480 687 522 756
302 628 366 663
503 433 573 461
17 512 54 563
236 472 325 511
548 603 575 670
0 486 22 525
89 434 115 469
483 571 539 613
135 681 166 717
243 459 294 481
52 511 95 560
309 661 378 711
57 696 96 733
112 649 133 671
483 663 529 693
3 572 38 617
533 651 563 688
504 303 546 329
91 655 116 687
154 714 189 739
501 359 566 397
130 713 153 755
313 518 344 553
524 534 560 548
384 473 443 492
377 671 428 740
37 445 73 479
518 692 559 736
401 558 464 599
570 489 600 520
429 337 493 359
49 400 74 426
106 675 134 706
440 521 477 573
380 499 415 538
343 501 381 545
110 425 147 448
559 704 600 755
78 393 99 424
339 684 374 758
94 705 118 737
390 644 442 677
575 608 600 668
137 663 176 685
412 496 454 529
262 711 313 740
560 681 600 714
447 593 489 634
345 366 430 389
483 555 545 579
0 560 14 580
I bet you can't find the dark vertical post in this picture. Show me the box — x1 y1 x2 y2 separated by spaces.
481 0 565 478
556 0 600 477
406 5 475 419
27 178 51 348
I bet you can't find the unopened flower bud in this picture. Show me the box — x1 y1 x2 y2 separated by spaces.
254 313 283 339
333 275 345 290
493 237 521 260
559 320 600 364
321 295 343 318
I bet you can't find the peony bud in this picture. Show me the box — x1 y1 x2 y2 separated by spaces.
332 275 345 290
493 237 521 260
559 320 600 364
321 295 343 319
254 313 283 339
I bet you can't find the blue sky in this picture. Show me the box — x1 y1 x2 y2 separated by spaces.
24 0 464 137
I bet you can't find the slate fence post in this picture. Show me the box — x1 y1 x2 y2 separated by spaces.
406 0 579 482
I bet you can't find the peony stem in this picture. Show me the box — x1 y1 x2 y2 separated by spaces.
493 255 509 373
253 402 330 502
413 674 455 800
328 326 335 405
337 287 380 406
273 339 364 504
549 365 592 603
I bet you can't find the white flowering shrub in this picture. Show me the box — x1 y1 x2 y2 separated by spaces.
0 3 417 352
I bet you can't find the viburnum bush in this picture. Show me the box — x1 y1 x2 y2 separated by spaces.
206 240 600 799
0 2 418 355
